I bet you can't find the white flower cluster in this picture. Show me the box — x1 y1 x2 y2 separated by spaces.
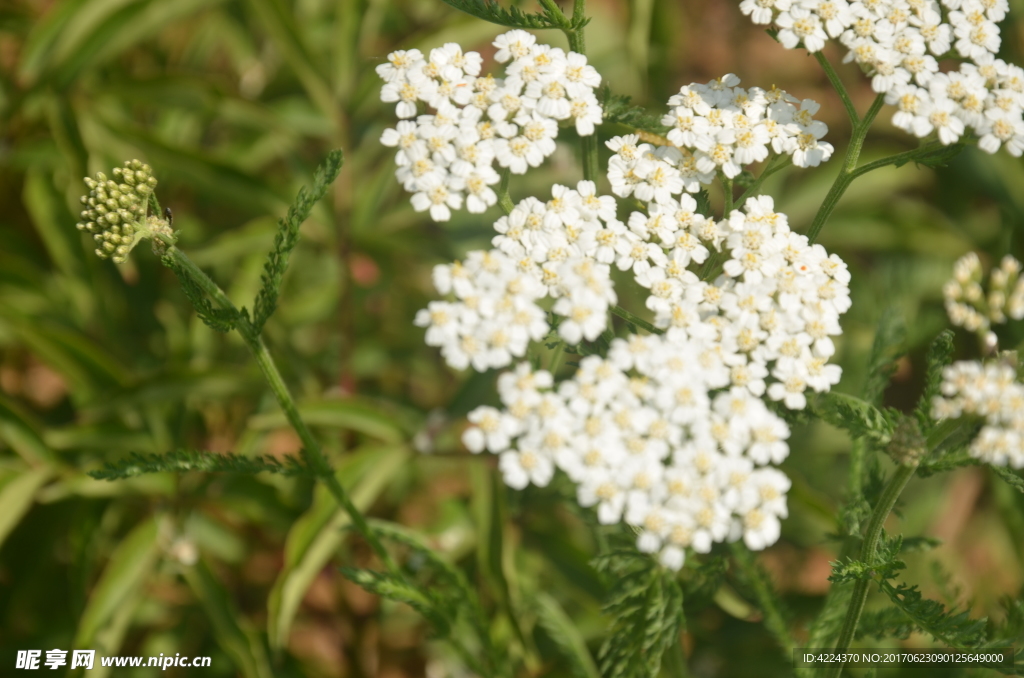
417 181 625 370
464 355 793 569
943 252 1024 334
646 75 834 179
377 31 603 221
605 182 850 409
741 0 1024 154
933 361 1024 468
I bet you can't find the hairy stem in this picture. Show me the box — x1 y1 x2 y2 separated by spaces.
161 243 400 576
814 51 859 126
730 542 795 656
564 0 600 183
824 419 959 678
824 462 915 678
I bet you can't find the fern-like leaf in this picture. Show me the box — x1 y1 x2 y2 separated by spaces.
438 0 565 29
863 307 906 406
163 255 240 332
89 450 312 480
593 549 684 678
599 86 670 135
339 567 452 636
915 329 955 432
252 149 344 332
812 391 897 445
876 579 987 648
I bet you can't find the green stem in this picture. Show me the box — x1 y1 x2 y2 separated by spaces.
814 51 859 126
564 0 600 184
610 304 664 335
730 542 796 656
497 167 514 215
162 243 400 576
736 154 792 206
824 462 916 678
722 175 734 216
806 94 884 244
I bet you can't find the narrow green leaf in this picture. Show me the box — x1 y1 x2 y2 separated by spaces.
74 516 162 648
184 558 274 678
242 0 335 117
0 392 56 464
0 465 55 552
534 592 601 678
247 396 404 443
267 445 408 649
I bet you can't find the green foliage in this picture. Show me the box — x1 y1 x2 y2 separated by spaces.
598 86 670 134
438 0 565 29
88 450 312 480
592 549 684 678
251 149 344 332
163 253 241 332
893 142 967 170
863 307 906 406
855 607 914 640
812 391 897 445
340 566 454 634
915 330 955 432
876 579 987 648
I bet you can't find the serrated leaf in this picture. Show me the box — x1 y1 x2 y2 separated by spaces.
251 149 343 331
88 449 313 481
438 0 564 29
863 307 905 406
916 330 955 431
812 391 896 445
340 567 451 635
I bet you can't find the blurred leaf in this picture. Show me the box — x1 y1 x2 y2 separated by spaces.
267 444 408 649
74 515 162 648
0 393 56 465
23 167 82 279
0 465 55 552
248 397 406 443
862 306 905 406
183 558 274 678
243 0 335 116
534 592 600 678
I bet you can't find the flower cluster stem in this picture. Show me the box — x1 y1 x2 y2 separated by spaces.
806 94 884 244
161 242 401 577
824 418 963 678
563 0 601 183
610 304 664 335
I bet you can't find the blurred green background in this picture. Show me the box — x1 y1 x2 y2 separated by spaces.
1 0 1022 676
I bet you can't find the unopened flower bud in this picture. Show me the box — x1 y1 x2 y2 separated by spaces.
887 417 926 467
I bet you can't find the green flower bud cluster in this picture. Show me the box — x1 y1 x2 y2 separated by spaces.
76 160 158 263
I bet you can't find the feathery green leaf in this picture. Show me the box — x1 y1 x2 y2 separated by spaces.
916 330 955 432
593 549 684 678
252 149 344 332
438 0 563 29
88 450 312 480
